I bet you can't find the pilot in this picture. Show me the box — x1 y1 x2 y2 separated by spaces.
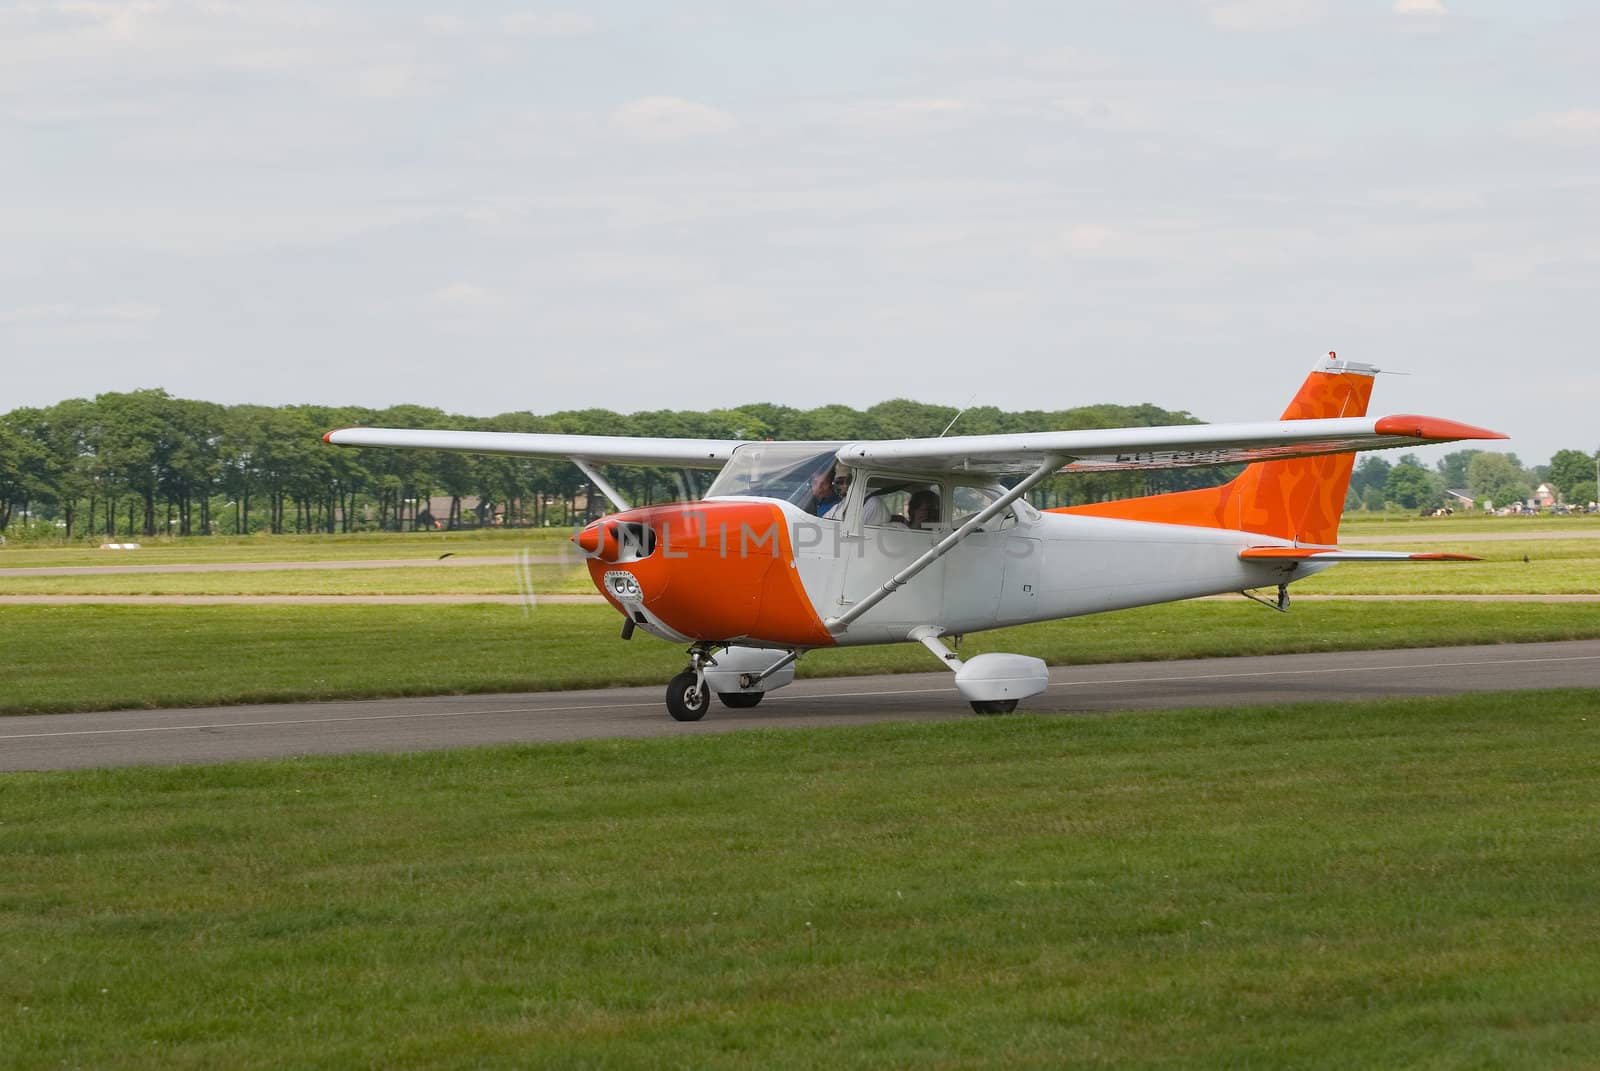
810 466 843 516
906 488 941 529
824 472 888 524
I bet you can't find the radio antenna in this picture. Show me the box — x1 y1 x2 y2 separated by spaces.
939 394 978 438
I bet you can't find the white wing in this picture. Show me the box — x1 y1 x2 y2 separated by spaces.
837 414 1506 476
326 413 1504 478
323 428 746 469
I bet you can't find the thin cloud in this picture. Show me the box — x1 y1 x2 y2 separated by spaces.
611 96 735 142
1512 109 1600 146
837 97 974 134
0 301 160 324
431 283 502 308
1208 0 1325 32
1053 96 1149 132
500 12 598 36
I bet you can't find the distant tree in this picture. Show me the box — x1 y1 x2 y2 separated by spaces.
1467 452 1530 508
1351 456 1392 501
1435 449 1481 490
1548 449 1599 504
0 416 50 531
1383 454 1445 511
31 400 96 538
863 399 956 440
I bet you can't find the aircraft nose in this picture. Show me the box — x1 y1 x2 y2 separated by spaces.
574 521 604 557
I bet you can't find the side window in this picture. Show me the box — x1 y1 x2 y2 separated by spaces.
952 485 1018 530
857 478 909 528
858 478 943 529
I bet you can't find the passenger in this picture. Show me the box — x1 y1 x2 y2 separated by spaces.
906 489 941 529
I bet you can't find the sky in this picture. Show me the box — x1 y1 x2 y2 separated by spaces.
3 0 1596 466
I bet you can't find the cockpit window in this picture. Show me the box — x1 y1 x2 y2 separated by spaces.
705 444 840 506
951 484 1036 529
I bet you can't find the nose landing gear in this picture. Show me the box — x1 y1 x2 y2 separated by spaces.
664 669 711 722
663 644 797 720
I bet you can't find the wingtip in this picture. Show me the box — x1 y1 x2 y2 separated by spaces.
1374 415 1508 442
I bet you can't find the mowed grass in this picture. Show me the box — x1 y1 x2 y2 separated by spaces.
5 536 1600 597
1293 540 1600 595
3 515 1597 596
0 563 594 596
1339 514 1600 536
3 695 1599 1069
3 551 1595 596
0 527 577 568
5 601 1600 716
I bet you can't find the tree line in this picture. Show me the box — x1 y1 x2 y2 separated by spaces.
1347 449 1600 513
3 390 1590 539
1 389 1235 539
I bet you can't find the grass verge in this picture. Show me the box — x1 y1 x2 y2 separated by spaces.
4 601 1600 716
0 563 592 596
2 693 1598 1069
0 528 576 568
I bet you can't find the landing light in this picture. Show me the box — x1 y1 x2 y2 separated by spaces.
604 570 642 600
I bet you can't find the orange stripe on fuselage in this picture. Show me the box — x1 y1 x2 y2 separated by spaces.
581 501 835 648
1053 367 1375 546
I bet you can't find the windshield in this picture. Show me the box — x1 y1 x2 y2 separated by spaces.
705 444 840 506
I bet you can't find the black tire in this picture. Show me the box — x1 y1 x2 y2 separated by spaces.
969 699 1019 715
666 670 710 721
718 691 764 709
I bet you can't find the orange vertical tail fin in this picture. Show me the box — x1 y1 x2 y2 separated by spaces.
1053 354 1376 546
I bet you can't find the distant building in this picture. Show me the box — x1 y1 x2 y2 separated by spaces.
1445 489 1475 511
1535 483 1557 508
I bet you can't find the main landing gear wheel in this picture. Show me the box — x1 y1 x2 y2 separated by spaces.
718 691 764 709
665 670 710 722
970 699 1019 715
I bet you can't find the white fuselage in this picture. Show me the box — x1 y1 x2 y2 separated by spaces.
768 499 1317 646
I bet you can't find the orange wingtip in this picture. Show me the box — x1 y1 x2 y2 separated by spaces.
1373 415 1507 441
322 427 357 444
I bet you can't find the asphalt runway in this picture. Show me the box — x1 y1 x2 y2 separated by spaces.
4 640 1597 772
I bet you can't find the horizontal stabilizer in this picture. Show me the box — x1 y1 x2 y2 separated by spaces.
1240 547 1480 562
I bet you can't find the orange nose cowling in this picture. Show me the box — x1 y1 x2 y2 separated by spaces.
580 501 835 648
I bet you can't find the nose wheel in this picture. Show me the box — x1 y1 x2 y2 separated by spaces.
665 669 711 722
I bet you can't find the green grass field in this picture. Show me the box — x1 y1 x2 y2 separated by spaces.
1338 514 1600 536
4 601 1600 716
4 694 1598 1069
4 522 1599 596
0 563 594 596
3 549 1593 596
1294 539 1600 595
0 527 577 568
5 520 1599 1068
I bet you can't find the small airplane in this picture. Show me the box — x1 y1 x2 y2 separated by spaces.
325 353 1504 721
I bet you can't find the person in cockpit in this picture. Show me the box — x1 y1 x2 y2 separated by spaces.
810 465 843 516
824 471 890 524
906 488 941 529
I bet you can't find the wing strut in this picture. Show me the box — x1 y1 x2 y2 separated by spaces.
573 459 631 512
824 455 1063 633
